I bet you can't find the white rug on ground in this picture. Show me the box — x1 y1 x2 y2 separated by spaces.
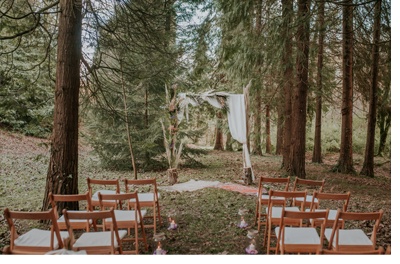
158 179 222 192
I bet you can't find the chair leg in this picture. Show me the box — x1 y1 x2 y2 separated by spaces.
255 202 259 226
266 222 273 254
156 201 162 224
140 220 148 251
135 224 139 254
153 205 157 234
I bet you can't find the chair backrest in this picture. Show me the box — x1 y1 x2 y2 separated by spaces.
62 208 123 254
124 178 158 195
268 190 307 210
292 177 325 193
98 192 141 211
277 209 329 254
87 177 121 195
328 209 384 250
280 209 329 227
257 176 290 196
49 191 93 214
3 208 64 254
310 191 351 212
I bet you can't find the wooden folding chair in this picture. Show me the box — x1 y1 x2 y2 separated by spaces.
263 190 307 254
87 177 122 210
49 191 95 232
275 209 329 254
254 176 290 232
3 207 69 254
63 208 126 254
124 178 162 234
308 191 351 228
291 177 325 209
325 209 384 252
98 192 148 254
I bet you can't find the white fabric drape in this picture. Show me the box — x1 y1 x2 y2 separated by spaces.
226 95 254 181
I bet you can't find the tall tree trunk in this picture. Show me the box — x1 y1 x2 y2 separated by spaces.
252 0 263 156
265 104 272 154
334 0 355 174
252 83 263 155
120 60 137 179
226 131 234 151
312 0 325 163
214 111 224 150
42 0 82 213
377 104 390 156
276 95 284 155
289 0 310 178
360 0 381 177
281 0 294 170
377 33 390 157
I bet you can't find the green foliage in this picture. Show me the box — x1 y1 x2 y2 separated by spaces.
0 70 53 137
0 1 57 137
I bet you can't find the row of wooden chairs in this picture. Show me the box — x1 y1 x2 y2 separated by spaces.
255 176 386 255
255 176 325 232
2 177 162 255
52 191 148 254
3 190 148 254
87 177 162 234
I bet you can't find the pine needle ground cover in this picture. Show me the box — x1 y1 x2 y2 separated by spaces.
0 130 391 254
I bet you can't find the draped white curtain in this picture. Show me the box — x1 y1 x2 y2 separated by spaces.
177 92 254 181
226 95 254 181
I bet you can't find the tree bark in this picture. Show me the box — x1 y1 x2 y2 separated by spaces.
265 104 272 154
213 111 224 150
252 82 263 155
289 0 310 178
312 0 325 164
252 0 263 156
360 0 381 177
281 0 294 169
42 0 82 213
226 131 234 151
334 0 355 174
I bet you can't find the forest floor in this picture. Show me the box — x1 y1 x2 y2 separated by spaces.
0 129 392 255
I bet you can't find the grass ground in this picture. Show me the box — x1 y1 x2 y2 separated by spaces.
0 129 391 255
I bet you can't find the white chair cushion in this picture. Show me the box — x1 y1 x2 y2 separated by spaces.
305 208 338 221
324 229 373 246
275 226 321 245
14 228 69 248
267 206 300 218
58 212 93 224
295 195 317 203
130 192 160 203
73 230 127 248
259 194 285 201
104 209 147 223
91 190 125 202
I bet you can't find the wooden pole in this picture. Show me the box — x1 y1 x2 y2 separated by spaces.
243 81 253 184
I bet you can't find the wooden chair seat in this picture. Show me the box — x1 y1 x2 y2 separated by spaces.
73 230 128 249
276 226 322 246
3 208 67 254
326 209 384 253
275 210 329 254
13 228 69 249
104 209 147 226
63 208 126 254
325 229 374 250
